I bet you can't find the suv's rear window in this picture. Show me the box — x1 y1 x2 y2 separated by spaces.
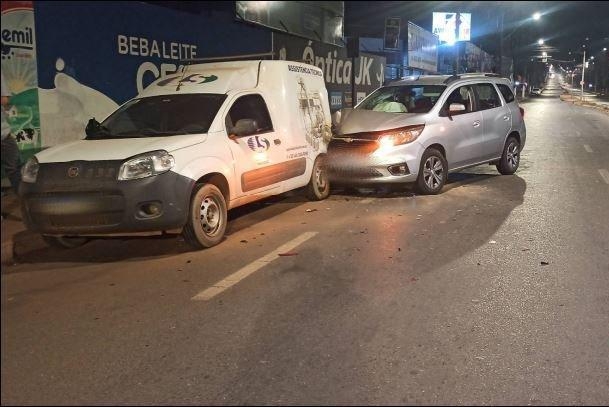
358 85 446 114
496 84 515 103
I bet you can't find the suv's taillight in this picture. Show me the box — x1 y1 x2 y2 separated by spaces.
519 107 525 118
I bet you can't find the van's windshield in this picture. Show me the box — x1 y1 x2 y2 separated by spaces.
357 85 446 114
87 94 227 139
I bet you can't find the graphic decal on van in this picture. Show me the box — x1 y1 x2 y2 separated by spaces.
246 135 270 152
297 77 330 151
157 74 218 87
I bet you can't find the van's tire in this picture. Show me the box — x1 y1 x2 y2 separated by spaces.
182 183 227 249
42 235 89 249
306 155 330 201
416 148 448 195
496 136 521 175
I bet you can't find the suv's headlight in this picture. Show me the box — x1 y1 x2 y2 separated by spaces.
374 124 425 157
118 150 175 181
21 156 39 183
378 124 425 147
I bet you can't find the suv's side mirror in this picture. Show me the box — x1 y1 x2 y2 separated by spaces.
449 103 466 114
230 119 258 137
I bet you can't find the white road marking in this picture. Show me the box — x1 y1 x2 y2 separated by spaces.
191 232 318 301
584 144 594 153
360 198 375 204
599 169 609 185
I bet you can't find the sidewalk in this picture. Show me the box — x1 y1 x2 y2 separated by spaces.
0 190 41 266
559 85 609 114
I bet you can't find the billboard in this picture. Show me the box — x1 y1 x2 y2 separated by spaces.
432 12 471 44
407 22 438 73
383 17 401 50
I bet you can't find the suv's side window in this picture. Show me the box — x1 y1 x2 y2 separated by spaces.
226 94 274 137
442 85 475 116
474 83 502 110
496 84 515 104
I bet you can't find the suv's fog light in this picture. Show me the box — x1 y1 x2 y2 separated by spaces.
388 163 410 175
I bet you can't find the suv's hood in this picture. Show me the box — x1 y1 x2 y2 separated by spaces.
335 109 425 135
36 134 206 163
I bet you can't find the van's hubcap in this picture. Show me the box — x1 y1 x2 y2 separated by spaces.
200 196 221 235
315 165 328 191
423 156 443 190
507 142 520 169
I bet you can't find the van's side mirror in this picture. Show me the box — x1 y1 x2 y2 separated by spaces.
85 118 100 137
230 119 258 137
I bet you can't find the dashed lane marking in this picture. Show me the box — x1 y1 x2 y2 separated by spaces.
191 232 318 301
360 198 375 204
599 169 609 185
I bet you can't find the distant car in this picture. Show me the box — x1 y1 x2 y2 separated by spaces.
328 73 527 195
531 87 542 96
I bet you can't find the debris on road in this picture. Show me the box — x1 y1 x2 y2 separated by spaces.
541 261 549 266
305 209 317 213
278 252 299 256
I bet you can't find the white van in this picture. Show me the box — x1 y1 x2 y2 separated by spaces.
19 60 332 249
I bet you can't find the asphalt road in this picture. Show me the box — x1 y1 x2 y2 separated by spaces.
2 78 608 405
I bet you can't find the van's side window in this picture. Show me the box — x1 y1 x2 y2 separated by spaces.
474 83 502 110
442 85 475 116
226 94 273 137
496 84 515 103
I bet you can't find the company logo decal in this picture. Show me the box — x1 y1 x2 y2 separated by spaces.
67 166 80 178
247 136 270 152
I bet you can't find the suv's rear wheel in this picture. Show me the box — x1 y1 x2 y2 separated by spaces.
416 148 447 195
306 155 330 200
182 183 227 249
42 235 89 249
496 136 521 175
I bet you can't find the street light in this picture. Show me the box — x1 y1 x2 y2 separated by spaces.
538 39 544 45
533 12 541 21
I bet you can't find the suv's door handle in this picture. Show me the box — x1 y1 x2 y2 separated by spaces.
503 116 510 121
472 120 481 127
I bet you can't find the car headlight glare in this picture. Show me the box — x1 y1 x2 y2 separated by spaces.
118 150 175 181
21 156 39 183
378 124 425 147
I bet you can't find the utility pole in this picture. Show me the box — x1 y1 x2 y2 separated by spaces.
581 49 586 101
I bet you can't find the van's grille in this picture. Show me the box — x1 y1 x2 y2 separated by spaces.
38 161 122 190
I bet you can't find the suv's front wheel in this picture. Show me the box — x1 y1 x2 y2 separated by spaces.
416 148 448 195
496 136 521 175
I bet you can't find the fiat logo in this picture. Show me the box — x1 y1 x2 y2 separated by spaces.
67 167 79 178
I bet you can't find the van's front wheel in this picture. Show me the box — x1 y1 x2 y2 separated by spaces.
306 155 330 200
182 184 227 249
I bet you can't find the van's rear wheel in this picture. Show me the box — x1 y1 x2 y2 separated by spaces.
42 235 89 249
306 155 330 200
182 184 227 249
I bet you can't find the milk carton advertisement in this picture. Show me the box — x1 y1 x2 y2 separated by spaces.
32 1 270 148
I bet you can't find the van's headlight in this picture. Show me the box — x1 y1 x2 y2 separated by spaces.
118 150 175 181
21 156 39 183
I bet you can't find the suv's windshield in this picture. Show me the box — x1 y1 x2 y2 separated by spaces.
87 94 227 139
358 85 446 114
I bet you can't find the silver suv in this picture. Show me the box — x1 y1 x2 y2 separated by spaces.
328 74 526 194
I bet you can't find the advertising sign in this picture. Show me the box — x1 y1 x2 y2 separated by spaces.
407 22 438 73
384 17 401 50
273 32 385 111
432 12 471 44
1 0 41 160
33 1 270 147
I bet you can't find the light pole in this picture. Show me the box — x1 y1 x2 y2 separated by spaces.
581 49 586 101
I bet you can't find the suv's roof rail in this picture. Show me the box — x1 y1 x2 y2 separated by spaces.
182 52 275 65
443 72 505 84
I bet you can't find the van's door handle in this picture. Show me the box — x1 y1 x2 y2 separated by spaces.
503 116 510 121
472 120 481 127
274 139 281 145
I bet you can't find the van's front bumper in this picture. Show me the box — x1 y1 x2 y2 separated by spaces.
20 162 194 235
